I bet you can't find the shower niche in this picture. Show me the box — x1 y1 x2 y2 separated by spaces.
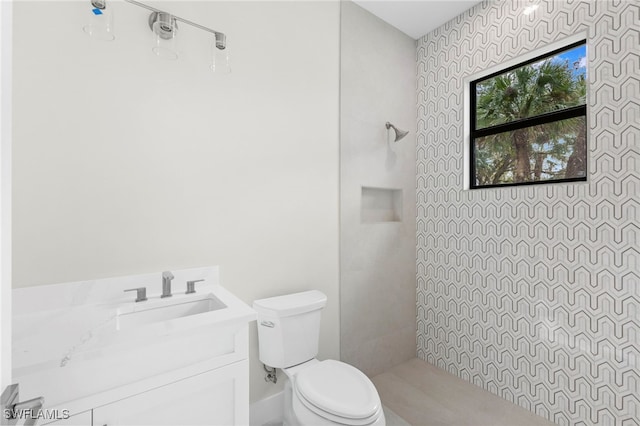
360 186 403 223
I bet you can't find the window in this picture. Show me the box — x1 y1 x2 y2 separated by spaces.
470 40 587 189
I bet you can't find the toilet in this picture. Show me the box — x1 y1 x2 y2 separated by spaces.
253 290 386 426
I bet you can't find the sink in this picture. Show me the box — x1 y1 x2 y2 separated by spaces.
116 295 226 330
12 266 257 409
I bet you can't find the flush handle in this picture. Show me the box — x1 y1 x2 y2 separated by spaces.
260 320 275 328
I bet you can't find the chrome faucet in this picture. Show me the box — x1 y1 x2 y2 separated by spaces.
161 271 174 298
124 287 147 302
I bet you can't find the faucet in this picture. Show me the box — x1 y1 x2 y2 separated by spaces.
161 271 174 298
124 287 147 302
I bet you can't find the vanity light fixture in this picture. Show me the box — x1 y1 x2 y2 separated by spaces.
385 122 409 142
82 0 115 41
149 11 179 60
83 0 229 72
212 32 231 73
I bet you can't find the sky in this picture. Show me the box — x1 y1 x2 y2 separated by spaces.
551 43 587 77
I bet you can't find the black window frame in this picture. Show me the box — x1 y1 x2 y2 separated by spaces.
469 40 588 189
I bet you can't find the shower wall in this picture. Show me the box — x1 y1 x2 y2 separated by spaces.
340 1 416 377
416 1 640 424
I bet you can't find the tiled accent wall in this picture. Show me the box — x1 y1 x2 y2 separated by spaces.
416 1 639 425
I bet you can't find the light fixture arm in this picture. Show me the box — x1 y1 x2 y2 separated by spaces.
124 0 226 48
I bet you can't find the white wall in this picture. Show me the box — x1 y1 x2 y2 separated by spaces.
340 1 416 377
12 0 340 402
0 0 13 391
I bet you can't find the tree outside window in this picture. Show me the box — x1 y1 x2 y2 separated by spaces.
470 41 587 188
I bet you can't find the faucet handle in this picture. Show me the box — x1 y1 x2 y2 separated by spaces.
186 279 205 294
124 287 147 302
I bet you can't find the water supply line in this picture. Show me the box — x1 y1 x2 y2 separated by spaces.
263 364 277 384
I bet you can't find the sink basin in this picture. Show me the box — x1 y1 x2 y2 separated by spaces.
116 295 226 330
12 266 257 410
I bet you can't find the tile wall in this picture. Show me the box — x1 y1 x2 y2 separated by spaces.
340 1 417 377
416 1 640 424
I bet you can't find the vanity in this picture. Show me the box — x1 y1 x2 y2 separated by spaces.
12 266 255 425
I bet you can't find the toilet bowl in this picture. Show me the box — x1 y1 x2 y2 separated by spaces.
253 291 386 426
284 359 384 426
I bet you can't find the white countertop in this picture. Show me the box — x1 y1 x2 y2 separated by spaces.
12 266 256 408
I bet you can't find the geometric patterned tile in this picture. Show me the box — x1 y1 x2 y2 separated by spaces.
416 1 640 424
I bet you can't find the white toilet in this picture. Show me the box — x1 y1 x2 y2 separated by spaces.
253 290 386 426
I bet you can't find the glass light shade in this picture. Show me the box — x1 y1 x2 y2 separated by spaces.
211 46 231 74
82 5 115 41
151 13 178 60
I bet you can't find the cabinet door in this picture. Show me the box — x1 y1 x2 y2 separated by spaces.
42 410 92 426
92 361 248 426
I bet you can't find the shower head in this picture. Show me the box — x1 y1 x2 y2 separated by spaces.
385 122 409 142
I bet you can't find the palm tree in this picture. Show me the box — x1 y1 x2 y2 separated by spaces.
565 75 587 178
475 58 586 184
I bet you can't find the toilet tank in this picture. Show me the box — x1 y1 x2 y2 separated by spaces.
253 290 327 369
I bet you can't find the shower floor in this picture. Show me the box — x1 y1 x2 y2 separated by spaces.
372 358 554 426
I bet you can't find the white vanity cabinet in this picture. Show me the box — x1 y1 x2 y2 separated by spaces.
92 361 248 426
42 411 92 426
13 268 255 426
42 360 248 426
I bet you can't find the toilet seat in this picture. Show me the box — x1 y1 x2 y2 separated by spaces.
293 360 382 425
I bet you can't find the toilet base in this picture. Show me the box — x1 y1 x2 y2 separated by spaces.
283 379 386 426
283 380 297 426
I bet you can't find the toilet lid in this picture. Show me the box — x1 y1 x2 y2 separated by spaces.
295 360 381 420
